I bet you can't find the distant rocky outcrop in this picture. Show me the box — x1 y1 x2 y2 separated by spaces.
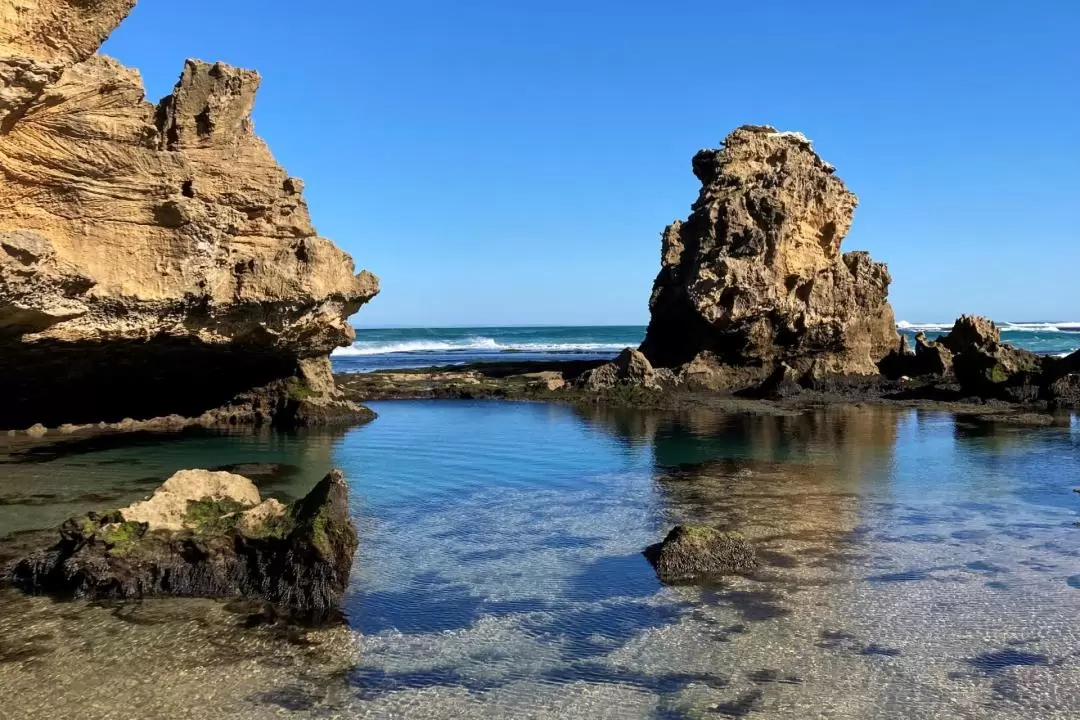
879 315 1080 407
639 125 898 389
8 468 357 622
944 316 1043 401
0 0 378 429
644 525 757 584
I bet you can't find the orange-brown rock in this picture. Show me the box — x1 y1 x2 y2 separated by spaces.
0 0 378 428
640 125 897 387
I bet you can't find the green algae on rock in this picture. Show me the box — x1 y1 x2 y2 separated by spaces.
644 525 758 584
7 468 357 623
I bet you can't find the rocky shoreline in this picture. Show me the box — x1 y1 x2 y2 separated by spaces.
331 350 1077 425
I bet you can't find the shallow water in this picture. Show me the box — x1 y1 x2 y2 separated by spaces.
1 402 1079 719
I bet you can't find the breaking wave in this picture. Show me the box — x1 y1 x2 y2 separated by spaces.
333 337 629 357
897 320 1080 333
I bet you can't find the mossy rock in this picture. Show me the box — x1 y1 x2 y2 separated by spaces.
184 497 248 535
284 376 320 401
241 511 295 540
644 525 757 584
100 521 147 557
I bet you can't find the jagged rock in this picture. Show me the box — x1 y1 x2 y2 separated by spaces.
756 361 803 399
913 333 953 376
0 0 378 429
579 362 621 390
643 525 757 584
939 315 999 353
940 316 1044 401
579 348 660 390
677 352 772 392
614 348 656 385
8 469 357 622
1045 371 1080 409
639 125 898 384
877 334 914 379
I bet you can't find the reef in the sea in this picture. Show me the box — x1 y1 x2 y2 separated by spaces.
0 0 378 430
639 125 898 388
7 468 357 623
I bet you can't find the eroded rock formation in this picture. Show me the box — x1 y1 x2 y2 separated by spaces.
0 0 377 428
879 315 1080 407
9 468 358 622
639 125 897 388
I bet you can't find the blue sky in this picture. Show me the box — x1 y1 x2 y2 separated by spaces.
102 0 1078 327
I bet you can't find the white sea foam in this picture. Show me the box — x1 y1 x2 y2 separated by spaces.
333 336 629 357
896 321 952 332
898 320 1080 333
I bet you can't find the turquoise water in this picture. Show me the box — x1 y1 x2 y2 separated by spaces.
2 402 1080 718
334 324 1080 372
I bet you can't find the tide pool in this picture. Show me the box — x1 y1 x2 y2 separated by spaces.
1 402 1079 718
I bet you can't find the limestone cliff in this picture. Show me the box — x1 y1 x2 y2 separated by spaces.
0 0 378 428
639 125 897 387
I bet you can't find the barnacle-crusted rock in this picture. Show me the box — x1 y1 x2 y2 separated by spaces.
644 525 757 584
639 125 897 387
8 469 357 622
0 0 378 429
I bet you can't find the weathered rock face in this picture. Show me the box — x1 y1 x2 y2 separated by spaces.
0 0 378 428
939 315 999 355
941 316 1044 401
643 525 757 584
913 333 953 376
579 348 660 390
8 468 357 623
639 125 897 385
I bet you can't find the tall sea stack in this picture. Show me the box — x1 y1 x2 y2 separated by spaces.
0 0 378 429
640 125 897 386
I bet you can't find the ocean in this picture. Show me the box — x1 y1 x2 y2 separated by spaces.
333 322 1080 373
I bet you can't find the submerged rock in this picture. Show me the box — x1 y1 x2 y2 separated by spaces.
0 0 378 429
639 125 898 385
644 525 757 584
8 468 357 622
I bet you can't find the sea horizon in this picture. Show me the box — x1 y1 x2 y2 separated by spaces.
334 321 1080 374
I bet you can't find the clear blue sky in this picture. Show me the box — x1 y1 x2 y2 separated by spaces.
102 0 1078 327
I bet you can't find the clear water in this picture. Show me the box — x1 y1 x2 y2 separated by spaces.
2 401 1080 719
333 324 1080 373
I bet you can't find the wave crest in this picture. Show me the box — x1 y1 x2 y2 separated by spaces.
333 336 629 357
897 320 1080 333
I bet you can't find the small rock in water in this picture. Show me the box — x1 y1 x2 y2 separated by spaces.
644 525 757 584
